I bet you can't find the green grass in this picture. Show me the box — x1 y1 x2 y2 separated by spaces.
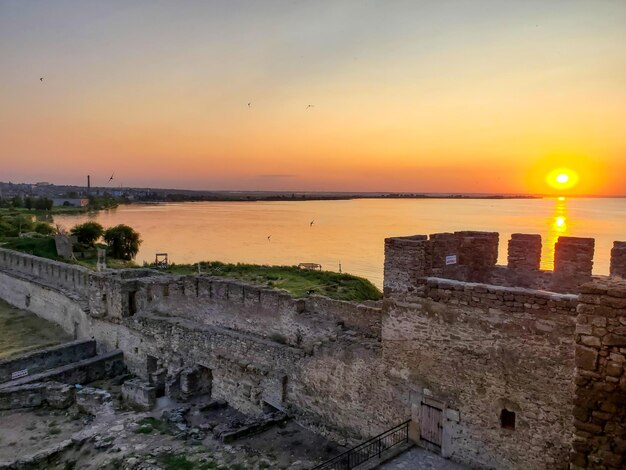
73 257 138 270
0 298 71 359
163 261 382 301
134 417 170 435
1 237 59 259
0 206 87 216
0 236 137 270
158 454 196 470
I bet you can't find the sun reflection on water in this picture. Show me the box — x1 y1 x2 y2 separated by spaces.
543 197 569 270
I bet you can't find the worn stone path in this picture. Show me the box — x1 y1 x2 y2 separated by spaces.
380 447 470 469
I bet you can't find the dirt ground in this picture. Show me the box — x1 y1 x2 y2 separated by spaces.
0 407 87 461
0 299 70 359
0 379 345 470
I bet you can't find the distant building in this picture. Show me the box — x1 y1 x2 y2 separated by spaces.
52 198 88 207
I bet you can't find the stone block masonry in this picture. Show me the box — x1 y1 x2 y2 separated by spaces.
0 339 96 384
571 279 626 469
552 237 595 292
508 233 542 271
610 241 626 278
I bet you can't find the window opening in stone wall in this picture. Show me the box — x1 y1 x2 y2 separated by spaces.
128 291 137 316
500 409 516 430
196 365 212 396
147 355 158 374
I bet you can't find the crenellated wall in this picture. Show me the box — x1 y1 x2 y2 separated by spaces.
384 231 617 295
0 248 91 298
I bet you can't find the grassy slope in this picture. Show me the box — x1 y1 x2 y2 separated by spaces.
0 299 71 359
1 237 58 259
0 237 382 301
164 261 382 301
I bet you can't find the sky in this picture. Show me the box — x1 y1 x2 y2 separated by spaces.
1 0 625 195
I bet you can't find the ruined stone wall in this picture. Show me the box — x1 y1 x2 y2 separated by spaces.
571 280 626 469
0 248 90 298
382 285 577 469
106 275 383 348
110 313 395 439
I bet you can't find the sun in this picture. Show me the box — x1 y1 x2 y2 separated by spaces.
546 168 579 191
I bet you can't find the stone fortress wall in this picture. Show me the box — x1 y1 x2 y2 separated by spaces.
0 230 624 469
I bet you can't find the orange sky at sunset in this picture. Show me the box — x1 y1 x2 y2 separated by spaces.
1 1 624 195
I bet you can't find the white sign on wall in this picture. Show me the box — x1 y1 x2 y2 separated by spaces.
445 255 458 265
11 369 28 380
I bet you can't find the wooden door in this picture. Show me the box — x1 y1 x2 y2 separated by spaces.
421 402 443 448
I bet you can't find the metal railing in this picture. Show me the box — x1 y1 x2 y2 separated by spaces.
311 420 411 470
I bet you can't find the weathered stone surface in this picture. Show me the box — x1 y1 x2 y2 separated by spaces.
76 387 112 414
0 381 74 410
121 378 156 411
572 279 626 469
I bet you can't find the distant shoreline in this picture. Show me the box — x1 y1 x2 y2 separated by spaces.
125 193 542 203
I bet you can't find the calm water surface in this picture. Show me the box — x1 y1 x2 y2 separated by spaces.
53 198 626 288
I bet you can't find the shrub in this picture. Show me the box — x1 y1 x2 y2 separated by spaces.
34 222 55 235
270 333 288 344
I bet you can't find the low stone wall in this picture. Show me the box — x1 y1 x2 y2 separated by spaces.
571 280 626 469
0 351 125 389
422 277 578 317
0 340 96 384
0 382 74 410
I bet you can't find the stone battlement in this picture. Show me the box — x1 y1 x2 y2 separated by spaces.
385 231 626 295
0 247 91 297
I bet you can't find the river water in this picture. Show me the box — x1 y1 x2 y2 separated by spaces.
53 198 626 288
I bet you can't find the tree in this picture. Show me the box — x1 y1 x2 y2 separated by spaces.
34 197 53 211
11 196 23 208
70 222 104 246
24 196 33 210
103 224 141 260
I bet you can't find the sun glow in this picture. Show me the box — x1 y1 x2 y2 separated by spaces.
546 168 579 191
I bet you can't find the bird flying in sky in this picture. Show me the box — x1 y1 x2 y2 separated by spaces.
108 172 115 183
310 220 315 226
248 102 251 108
39 77 43 82
305 104 314 110
267 235 271 241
